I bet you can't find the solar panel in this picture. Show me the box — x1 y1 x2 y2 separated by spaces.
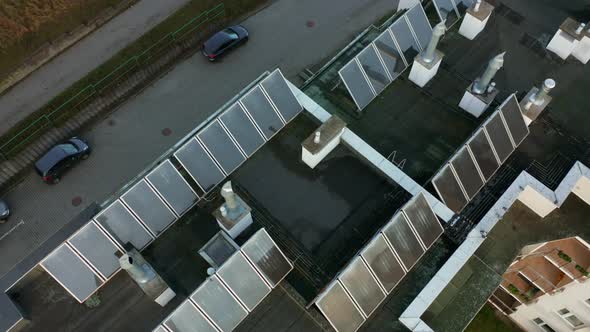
197 120 246 175
433 0 461 28
163 301 218 332
374 30 407 79
121 180 176 236
219 103 265 157
241 229 293 287
339 59 375 110
389 17 421 63
174 138 225 193
190 275 247 332
454 0 475 14
467 129 500 180
382 213 425 271
68 221 121 279
450 146 484 199
316 281 365 332
499 96 529 147
402 194 444 249
406 4 433 50
432 165 468 213
217 252 271 311
357 45 391 94
95 200 153 250
145 160 198 216
260 69 303 123
485 112 514 163
41 244 103 302
339 257 386 317
360 234 405 293
240 86 284 139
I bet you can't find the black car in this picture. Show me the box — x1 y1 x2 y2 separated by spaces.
202 25 249 61
34 137 91 184
0 200 9 223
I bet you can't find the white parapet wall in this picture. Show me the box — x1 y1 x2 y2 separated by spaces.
400 161 590 331
288 81 455 223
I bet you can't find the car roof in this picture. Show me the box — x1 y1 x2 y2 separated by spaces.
203 28 236 53
34 145 71 172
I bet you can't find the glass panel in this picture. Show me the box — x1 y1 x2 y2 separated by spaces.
433 0 460 28
500 96 529 146
190 275 247 332
316 282 365 332
339 59 375 110
389 17 420 62
433 165 468 213
260 69 303 122
485 112 514 163
451 146 484 199
146 160 198 216
68 221 121 278
95 201 152 249
121 180 176 236
41 244 103 302
358 45 391 94
240 86 284 139
164 301 217 332
402 194 444 249
382 214 425 270
200 231 238 268
220 103 266 156
361 235 405 293
565 315 585 327
374 31 407 79
468 129 500 180
217 252 271 311
197 120 245 175
454 0 475 14
174 138 225 192
339 257 385 317
406 4 433 50
241 229 292 287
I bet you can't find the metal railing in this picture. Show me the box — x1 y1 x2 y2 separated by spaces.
0 3 226 160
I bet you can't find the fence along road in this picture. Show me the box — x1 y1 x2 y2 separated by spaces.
0 0 194 137
0 0 395 276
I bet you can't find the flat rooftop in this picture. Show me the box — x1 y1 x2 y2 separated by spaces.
7 0 590 331
10 112 408 331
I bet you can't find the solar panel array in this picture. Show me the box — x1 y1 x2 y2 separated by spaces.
174 69 303 194
155 228 293 332
339 3 432 111
316 193 443 332
38 69 302 304
432 0 475 29
432 95 529 213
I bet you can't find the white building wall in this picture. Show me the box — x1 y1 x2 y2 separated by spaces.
509 280 590 332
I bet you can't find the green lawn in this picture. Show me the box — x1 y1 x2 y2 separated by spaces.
466 304 520 332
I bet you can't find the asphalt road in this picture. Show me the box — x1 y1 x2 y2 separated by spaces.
0 0 192 135
0 0 396 276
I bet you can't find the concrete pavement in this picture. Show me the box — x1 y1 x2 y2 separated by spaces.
0 0 192 136
0 0 396 276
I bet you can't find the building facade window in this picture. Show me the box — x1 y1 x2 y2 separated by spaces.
533 318 556 332
557 308 585 328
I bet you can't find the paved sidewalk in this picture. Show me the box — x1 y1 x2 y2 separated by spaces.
0 0 192 136
0 0 395 276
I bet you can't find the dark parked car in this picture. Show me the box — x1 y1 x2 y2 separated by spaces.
0 200 9 223
35 137 91 184
202 25 249 61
